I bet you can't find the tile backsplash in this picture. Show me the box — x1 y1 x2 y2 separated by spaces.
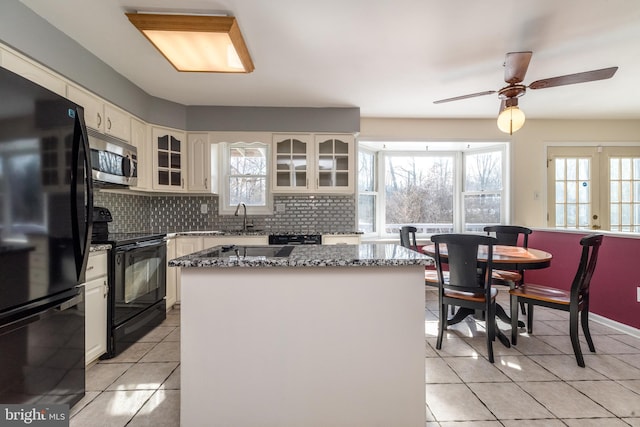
94 190 356 234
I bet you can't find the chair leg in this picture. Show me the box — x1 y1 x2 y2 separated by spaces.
486 303 495 363
581 308 596 353
569 307 585 367
436 303 447 350
510 294 519 345
526 304 534 334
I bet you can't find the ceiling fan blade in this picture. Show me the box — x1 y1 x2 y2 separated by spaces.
504 51 533 84
433 90 496 104
529 66 618 90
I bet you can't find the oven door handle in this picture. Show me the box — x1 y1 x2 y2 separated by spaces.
119 240 164 252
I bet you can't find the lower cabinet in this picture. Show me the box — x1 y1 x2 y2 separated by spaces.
165 237 177 310
321 234 361 245
82 251 108 365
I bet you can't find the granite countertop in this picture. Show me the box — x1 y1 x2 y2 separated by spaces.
169 230 363 237
90 243 112 252
169 243 432 268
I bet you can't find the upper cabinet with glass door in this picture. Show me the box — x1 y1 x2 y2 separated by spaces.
272 133 354 194
152 127 186 192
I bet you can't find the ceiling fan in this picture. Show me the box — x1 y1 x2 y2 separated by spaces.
433 51 618 134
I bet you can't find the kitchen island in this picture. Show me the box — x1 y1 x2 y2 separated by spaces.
170 244 432 427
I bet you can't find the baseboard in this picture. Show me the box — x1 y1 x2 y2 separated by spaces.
591 313 640 339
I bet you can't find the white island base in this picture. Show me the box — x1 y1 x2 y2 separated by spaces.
180 265 426 427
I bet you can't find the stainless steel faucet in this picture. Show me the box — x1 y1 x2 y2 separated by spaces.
234 202 247 231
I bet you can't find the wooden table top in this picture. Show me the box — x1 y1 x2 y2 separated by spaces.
421 244 552 270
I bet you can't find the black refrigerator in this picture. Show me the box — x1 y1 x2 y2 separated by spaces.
0 66 92 406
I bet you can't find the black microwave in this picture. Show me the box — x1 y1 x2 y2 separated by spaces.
88 131 137 186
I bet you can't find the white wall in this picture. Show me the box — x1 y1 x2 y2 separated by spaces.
360 117 640 228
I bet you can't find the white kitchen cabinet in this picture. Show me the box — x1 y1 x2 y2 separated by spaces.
152 127 187 192
202 235 269 249
66 85 130 141
66 85 104 133
0 47 66 96
130 117 151 190
321 234 361 245
83 251 108 365
187 133 212 193
272 133 355 194
103 104 131 141
165 238 177 310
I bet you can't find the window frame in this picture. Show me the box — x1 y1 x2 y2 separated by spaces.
218 139 273 216
358 142 508 239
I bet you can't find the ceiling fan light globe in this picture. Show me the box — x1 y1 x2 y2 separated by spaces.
497 106 526 134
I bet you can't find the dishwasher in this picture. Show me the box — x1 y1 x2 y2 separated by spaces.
268 234 322 245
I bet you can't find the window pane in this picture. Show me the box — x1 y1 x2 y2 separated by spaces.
384 154 454 234
227 142 269 209
358 194 376 233
229 177 266 206
464 193 501 231
464 151 502 191
230 146 267 175
358 151 375 192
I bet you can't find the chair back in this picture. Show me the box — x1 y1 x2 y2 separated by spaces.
431 234 498 294
399 226 418 250
572 234 604 303
484 225 532 248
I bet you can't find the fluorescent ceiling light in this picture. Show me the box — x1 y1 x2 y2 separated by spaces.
126 13 254 73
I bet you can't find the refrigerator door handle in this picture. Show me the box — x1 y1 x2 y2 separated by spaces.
71 107 94 283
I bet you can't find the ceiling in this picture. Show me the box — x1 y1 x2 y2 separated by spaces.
20 0 640 120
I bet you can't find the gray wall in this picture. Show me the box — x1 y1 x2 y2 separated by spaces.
0 2 360 133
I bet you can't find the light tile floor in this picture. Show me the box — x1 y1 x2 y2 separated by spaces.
70 289 640 426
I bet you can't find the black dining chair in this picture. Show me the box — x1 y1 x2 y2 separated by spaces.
431 233 499 363
509 234 603 367
399 226 418 251
484 225 532 315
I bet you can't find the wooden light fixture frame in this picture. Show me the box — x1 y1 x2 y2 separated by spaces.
126 13 255 73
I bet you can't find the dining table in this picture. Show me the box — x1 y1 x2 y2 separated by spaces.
421 243 553 347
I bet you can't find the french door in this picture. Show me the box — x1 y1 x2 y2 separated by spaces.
547 146 640 232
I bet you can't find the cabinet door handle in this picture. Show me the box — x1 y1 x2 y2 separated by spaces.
182 178 185 188
97 112 102 127
103 281 108 298
107 118 112 130
86 265 94 271
205 178 208 189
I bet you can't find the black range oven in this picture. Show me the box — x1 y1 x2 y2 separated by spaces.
92 207 167 358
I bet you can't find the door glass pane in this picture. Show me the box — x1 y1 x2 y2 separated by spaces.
610 156 640 232
553 156 591 229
